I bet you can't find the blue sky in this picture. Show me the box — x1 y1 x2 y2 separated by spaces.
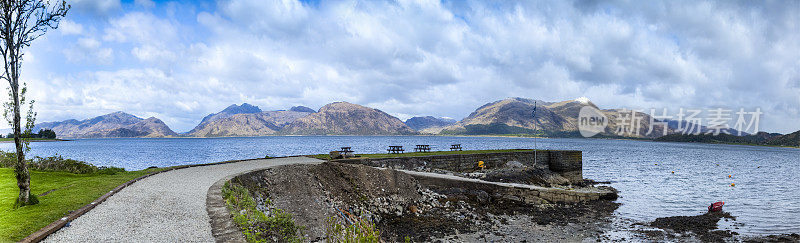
11 0 800 133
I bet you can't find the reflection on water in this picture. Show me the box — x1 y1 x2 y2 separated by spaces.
3 136 798 235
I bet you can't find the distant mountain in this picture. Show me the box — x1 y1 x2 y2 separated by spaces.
289 106 316 113
35 112 177 138
441 97 671 138
188 103 262 134
281 102 416 135
653 131 798 147
186 111 312 137
753 131 784 142
664 119 748 136
404 116 456 132
655 133 766 144
766 130 800 147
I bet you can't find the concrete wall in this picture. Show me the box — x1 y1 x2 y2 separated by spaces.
412 173 616 204
335 150 583 182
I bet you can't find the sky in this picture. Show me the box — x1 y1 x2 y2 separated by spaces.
8 0 800 133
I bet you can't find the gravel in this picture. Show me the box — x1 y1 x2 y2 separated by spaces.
43 157 322 242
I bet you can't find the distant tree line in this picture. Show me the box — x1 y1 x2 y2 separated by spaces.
3 129 56 139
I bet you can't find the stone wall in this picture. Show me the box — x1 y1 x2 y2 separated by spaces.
334 150 583 182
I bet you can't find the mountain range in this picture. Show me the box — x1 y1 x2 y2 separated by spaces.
281 102 415 135
404 116 456 133
34 111 177 138
440 97 671 138
31 98 800 147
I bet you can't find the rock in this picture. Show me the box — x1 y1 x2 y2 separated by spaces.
505 161 525 168
475 190 490 204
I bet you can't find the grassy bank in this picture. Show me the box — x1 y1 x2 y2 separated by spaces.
222 181 305 242
0 168 151 242
0 138 63 142
312 149 536 160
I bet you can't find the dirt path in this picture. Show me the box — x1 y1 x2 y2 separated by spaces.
43 157 322 242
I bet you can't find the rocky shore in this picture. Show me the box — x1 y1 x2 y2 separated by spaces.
228 162 619 241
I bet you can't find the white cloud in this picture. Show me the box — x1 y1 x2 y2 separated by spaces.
19 0 800 133
62 37 114 65
59 19 84 35
102 12 182 65
103 12 177 44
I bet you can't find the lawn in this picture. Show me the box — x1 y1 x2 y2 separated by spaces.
0 168 150 242
311 148 536 160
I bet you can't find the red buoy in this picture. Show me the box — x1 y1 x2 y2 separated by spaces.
708 201 725 212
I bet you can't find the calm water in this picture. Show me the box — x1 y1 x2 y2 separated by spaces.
2 136 798 235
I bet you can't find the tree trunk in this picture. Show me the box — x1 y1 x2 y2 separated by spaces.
10 45 30 204
13 94 29 204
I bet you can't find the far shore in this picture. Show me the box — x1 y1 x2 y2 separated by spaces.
0 138 68 143
18 134 798 149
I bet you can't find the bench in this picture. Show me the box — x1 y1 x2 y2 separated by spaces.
387 146 404 154
414 145 431 152
339 147 354 157
450 144 462 151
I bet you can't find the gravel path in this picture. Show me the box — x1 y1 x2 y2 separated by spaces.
44 157 322 242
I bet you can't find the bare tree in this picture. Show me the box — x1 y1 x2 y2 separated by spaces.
0 0 68 206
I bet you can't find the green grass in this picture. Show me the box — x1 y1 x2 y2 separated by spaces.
312 149 536 160
0 168 151 242
222 181 304 242
325 216 381 243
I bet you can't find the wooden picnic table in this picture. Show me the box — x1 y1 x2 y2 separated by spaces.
387 146 404 154
450 144 462 151
414 145 431 152
340 147 354 157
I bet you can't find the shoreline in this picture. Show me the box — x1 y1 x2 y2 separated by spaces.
49 134 798 149
35 134 800 152
0 139 68 143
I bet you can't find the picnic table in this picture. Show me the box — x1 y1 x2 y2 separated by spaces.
340 147 354 157
387 146 404 154
414 145 431 152
450 144 462 151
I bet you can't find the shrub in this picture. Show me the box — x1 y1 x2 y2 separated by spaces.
29 155 98 174
0 152 125 174
0 151 14 167
222 181 305 242
97 166 126 175
325 216 381 243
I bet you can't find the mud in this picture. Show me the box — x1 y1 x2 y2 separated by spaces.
650 212 736 234
644 212 742 242
744 233 800 243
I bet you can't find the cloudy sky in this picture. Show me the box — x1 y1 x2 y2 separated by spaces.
11 0 800 133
